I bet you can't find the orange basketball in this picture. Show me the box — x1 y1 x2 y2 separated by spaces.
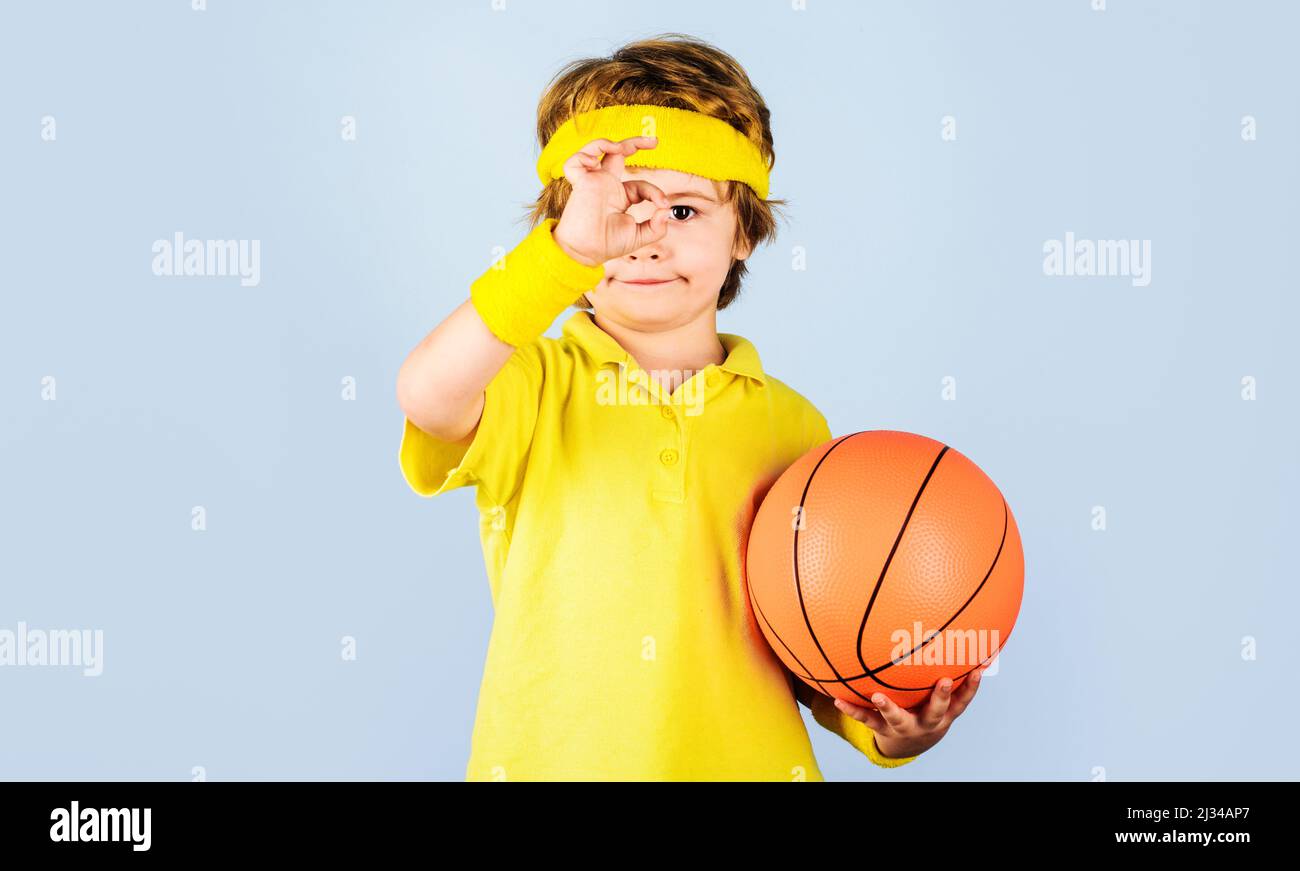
745 430 1024 710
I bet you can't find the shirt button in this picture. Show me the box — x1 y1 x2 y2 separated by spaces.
705 370 719 387
660 405 674 419
659 448 678 465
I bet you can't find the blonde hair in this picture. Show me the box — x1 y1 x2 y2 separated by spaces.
522 33 789 311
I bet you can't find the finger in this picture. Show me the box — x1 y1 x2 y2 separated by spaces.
602 135 658 178
946 665 985 719
916 677 955 730
560 138 625 184
869 692 915 732
567 136 658 181
622 178 669 210
628 205 670 250
834 698 886 731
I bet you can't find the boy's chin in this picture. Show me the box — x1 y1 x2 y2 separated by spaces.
597 297 700 328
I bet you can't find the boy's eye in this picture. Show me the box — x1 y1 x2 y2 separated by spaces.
669 205 697 221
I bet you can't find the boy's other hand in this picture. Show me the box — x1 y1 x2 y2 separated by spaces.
552 136 670 268
832 664 989 760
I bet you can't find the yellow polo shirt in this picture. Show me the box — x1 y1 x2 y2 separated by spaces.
399 305 920 780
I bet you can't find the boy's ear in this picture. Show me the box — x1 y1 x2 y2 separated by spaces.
732 237 753 262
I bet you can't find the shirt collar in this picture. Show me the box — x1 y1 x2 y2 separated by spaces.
561 309 766 387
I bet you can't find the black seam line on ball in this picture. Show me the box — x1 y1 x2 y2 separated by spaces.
827 659 996 693
794 433 879 706
854 444 951 682
745 564 819 685
863 496 1009 683
803 495 1011 691
747 435 859 685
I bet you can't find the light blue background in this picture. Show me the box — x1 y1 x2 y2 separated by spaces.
2 0 1296 781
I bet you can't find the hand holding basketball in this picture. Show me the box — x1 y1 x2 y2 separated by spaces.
834 664 989 759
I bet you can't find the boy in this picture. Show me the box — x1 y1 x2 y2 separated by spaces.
397 35 980 781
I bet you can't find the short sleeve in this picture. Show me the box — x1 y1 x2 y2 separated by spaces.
793 679 921 770
805 406 833 453
398 341 545 506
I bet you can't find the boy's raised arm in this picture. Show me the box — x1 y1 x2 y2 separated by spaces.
396 298 516 443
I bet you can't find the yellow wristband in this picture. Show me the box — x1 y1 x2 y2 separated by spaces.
470 218 606 347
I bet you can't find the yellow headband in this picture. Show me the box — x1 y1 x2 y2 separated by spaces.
536 103 771 200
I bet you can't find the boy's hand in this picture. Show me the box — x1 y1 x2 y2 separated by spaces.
833 664 988 759
552 136 671 268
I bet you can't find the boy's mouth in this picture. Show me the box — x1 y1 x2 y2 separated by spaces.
618 278 678 286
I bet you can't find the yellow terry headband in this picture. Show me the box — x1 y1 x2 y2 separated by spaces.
536 103 771 200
